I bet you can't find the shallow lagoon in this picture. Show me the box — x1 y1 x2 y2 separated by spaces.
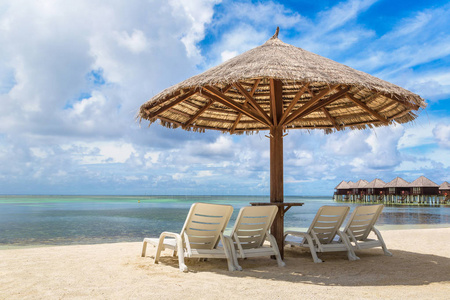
0 195 448 248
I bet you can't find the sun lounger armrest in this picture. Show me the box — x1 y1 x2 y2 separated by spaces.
284 230 307 237
284 230 318 248
159 231 181 240
264 233 277 245
158 231 186 256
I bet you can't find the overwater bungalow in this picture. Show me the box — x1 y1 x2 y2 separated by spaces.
409 175 439 194
352 179 369 200
385 177 410 194
364 179 386 202
335 181 351 200
334 175 448 205
384 177 410 203
439 181 450 203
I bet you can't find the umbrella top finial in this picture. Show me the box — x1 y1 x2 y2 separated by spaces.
271 27 280 39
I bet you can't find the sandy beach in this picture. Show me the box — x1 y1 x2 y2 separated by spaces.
1 227 449 299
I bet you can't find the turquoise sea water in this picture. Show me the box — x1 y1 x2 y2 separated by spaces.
0 195 449 248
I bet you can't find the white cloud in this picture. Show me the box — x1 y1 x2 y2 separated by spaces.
196 170 214 178
220 50 238 62
115 30 148 54
0 0 449 195
398 121 436 149
316 0 378 34
433 124 450 148
169 0 221 60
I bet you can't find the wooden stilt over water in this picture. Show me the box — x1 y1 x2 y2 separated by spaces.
334 176 449 205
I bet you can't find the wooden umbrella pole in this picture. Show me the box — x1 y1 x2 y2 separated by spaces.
270 125 284 258
269 78 285 258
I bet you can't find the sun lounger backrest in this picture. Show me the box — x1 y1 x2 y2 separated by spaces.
230 205 278 250
181 203 233 250
344 204 383 241
307 206 349 245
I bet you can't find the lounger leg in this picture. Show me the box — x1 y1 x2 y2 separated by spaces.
227 238 242 271
267 234 285 267
304 235 322 263
222 236 237 271
154 238 164 264
346 250 360 261
174 236 188 272
141 240 148 257
338 232 360 261
373 228 393 256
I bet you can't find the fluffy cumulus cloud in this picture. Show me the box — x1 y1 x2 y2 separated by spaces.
433 124 450 148
0 0 449 195
0 0 222 194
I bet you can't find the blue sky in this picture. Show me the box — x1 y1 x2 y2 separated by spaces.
0 0 449 196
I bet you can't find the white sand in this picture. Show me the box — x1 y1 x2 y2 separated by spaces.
1 228 450 299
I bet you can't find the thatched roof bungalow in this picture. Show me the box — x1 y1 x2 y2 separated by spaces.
364 178 386 195
409 176 439 195
384 177 410 195
351 179 369 194
335 181 351 195
439 181 450 194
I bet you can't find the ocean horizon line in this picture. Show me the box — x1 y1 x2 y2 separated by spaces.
0 194 331 198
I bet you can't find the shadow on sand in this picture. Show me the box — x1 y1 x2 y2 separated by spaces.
141 247 450 287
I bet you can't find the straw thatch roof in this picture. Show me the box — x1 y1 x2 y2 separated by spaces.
384 177 410 188
139 29 426 134
364 178 386 189
439 181 450 190
409 176 439 188
335 180 350 189
350 179 369 189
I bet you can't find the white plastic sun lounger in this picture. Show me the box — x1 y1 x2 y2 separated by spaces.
284 205 357 263
342 204 392 256
227 205 285 270
141 203 235 272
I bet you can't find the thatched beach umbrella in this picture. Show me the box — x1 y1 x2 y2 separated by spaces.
138 28 426 256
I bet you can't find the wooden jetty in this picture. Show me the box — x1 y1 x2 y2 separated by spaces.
334 176 449 205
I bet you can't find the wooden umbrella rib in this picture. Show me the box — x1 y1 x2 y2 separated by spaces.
369 90 420 110
282 85 339 126
182 99 214 129
222 84 233 93
158 116 183 127
308 87 350 112
346 93 389 124
196 116 236 124
231 79 261 134
279 83 310 125
142 90 183 114
389 109 414 120
250 79 261 95
230 114 243 134
321 107 339 130
234 82 272 125
201 87 270 127
167 107 190 118
287 86 351 124
148 90 197 119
